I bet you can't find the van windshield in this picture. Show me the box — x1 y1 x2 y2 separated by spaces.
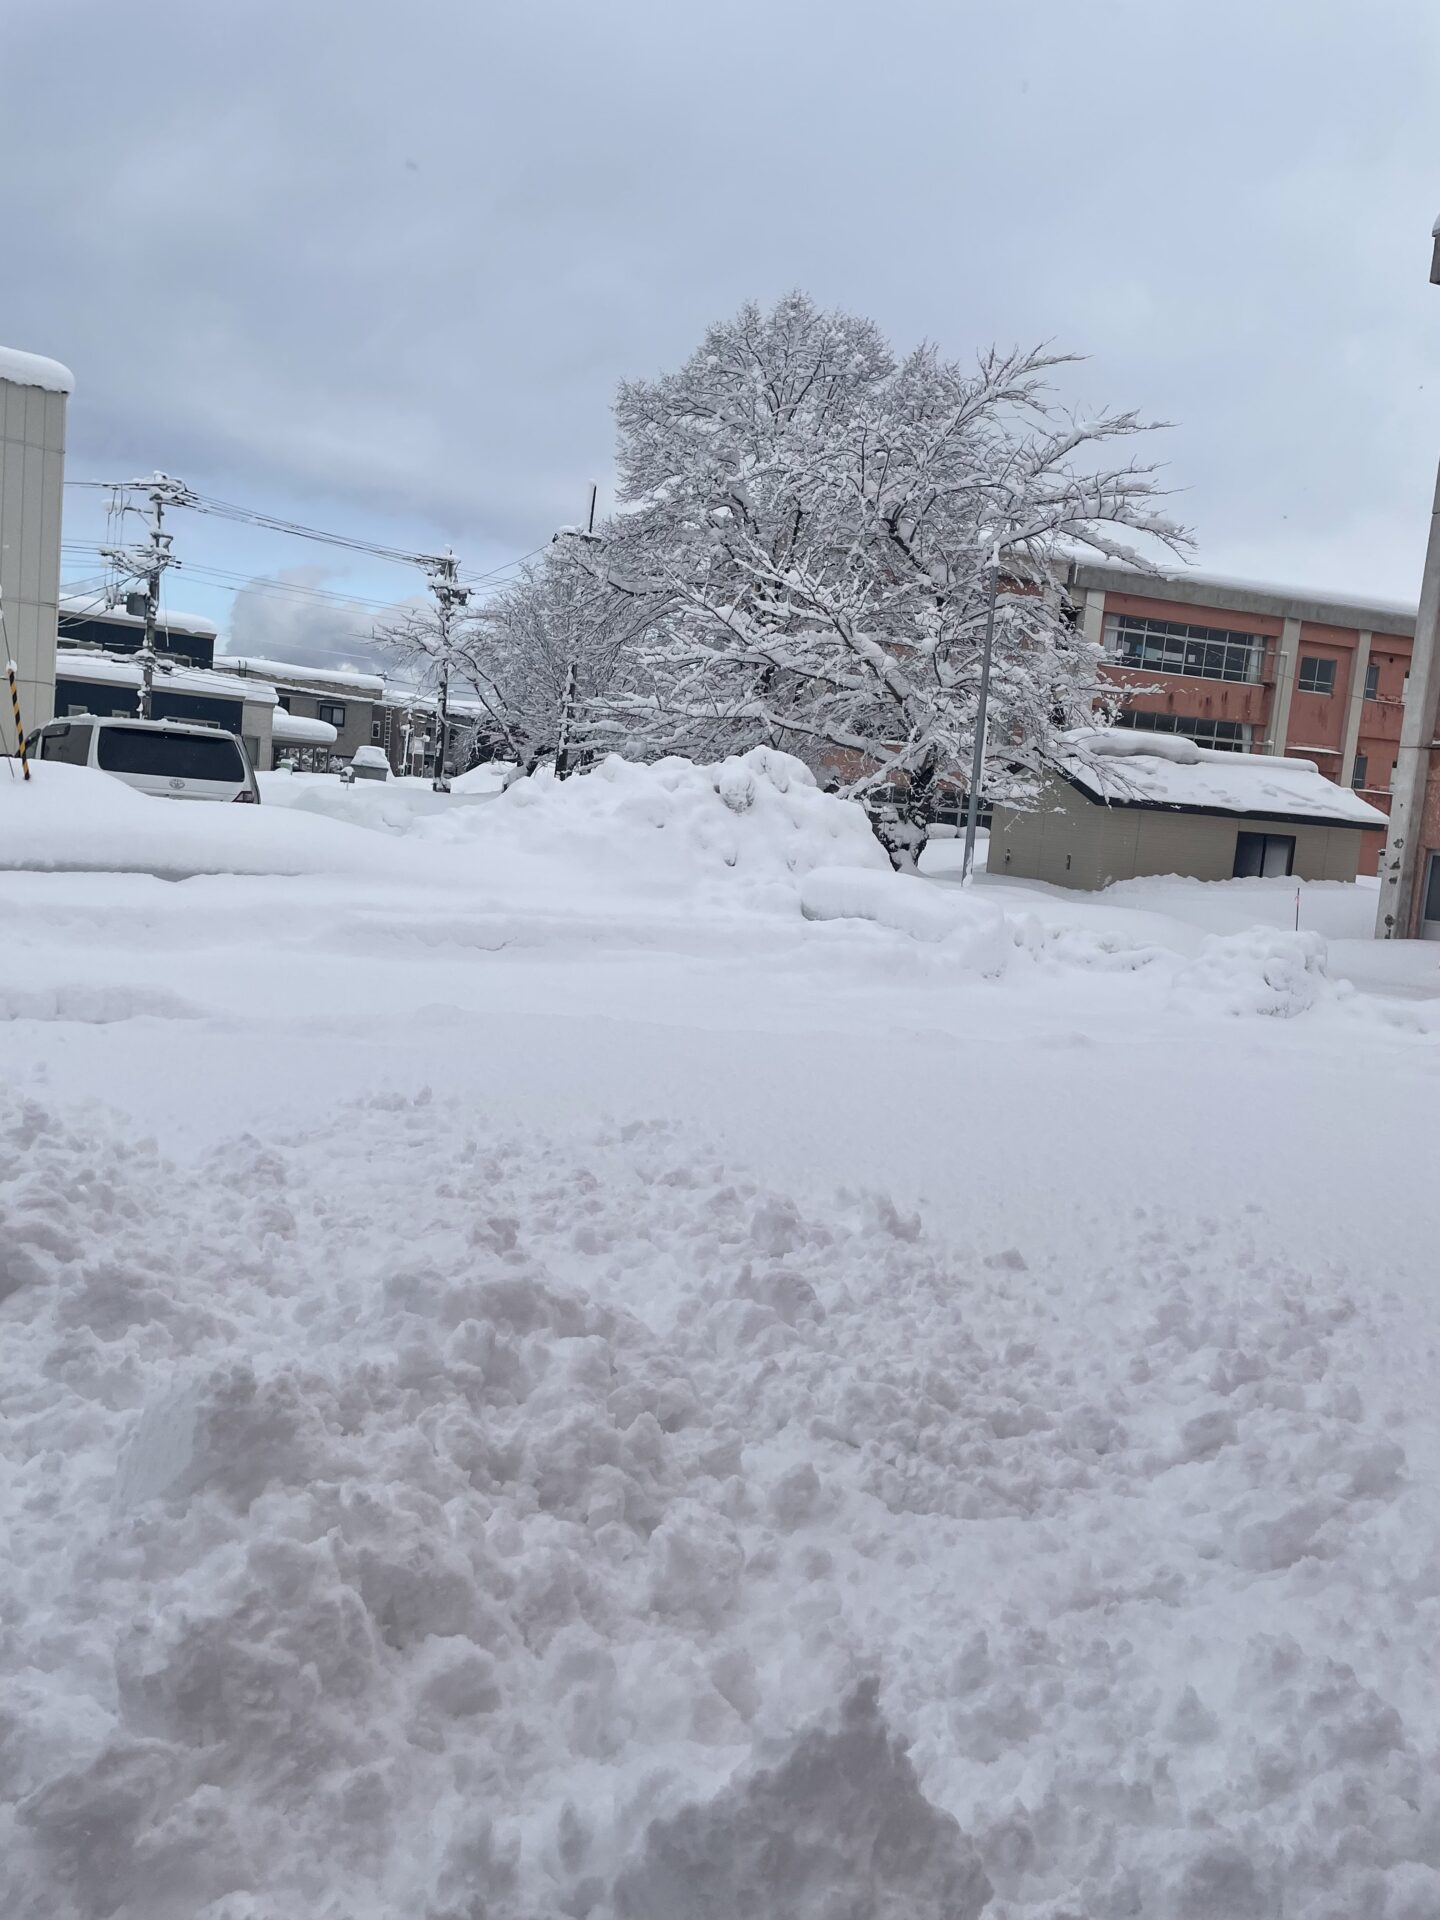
96 728 244 783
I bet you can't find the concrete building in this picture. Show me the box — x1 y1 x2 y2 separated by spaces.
990 730 1388 890
223 658 384 768
0 346 72 756
52 651 279 770
1072 562 1416 875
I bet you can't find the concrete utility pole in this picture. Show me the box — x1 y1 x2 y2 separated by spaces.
424 551 470 793
1375 216 1440 939
100 474 193 721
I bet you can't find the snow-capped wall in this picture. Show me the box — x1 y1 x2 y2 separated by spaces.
0 344 74 394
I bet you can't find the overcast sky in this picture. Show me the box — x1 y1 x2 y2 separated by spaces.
5 0 1439 668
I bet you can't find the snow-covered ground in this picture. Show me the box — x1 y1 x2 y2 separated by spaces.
4 751 1440 1919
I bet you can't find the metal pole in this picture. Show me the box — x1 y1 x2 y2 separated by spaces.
961 546 1002 885
435 651 452 792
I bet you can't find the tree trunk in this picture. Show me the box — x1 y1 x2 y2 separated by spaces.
868 805 927 874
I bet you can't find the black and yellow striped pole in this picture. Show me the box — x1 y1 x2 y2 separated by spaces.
6 659 31 781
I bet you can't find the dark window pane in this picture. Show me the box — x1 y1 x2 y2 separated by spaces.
1261 834 1295 877
96 727 246 782
38 723 93 766
1233 832 1264 878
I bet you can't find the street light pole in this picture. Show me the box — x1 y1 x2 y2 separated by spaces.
961 543 1003 886
1375 215 1440 939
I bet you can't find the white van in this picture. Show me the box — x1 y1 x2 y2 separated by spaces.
33 717 260 803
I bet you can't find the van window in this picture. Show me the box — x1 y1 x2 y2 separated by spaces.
96 728 244 782
39 722 93 766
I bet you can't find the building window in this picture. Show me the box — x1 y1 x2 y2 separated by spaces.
276 693 292 712
1351 752 1368 791
317 702 346 728
371 719 382 741
1103 614 1264 685
1298 656 1336 695
1364 659 1380 701
1233 831 1295 879
1424 853 1440 928
1115 710 1250 752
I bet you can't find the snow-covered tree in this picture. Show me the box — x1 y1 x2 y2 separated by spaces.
375 545 658 777
463 546 658 775
570 293 1189 865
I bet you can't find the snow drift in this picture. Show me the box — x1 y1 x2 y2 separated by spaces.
1174 928 1341 1017
421 749 891 909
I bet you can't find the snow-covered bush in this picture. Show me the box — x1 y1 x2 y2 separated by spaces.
1173 928 1339 1018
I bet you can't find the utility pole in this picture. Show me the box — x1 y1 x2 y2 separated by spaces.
424 550 470 793
100 474 194 720
1375 216 1440 939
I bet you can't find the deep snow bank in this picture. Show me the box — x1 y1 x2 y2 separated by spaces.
5 1087 1439 1918
257 769 509 835
421 749 891 910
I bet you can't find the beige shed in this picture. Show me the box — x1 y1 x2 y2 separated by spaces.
989 730 1388 891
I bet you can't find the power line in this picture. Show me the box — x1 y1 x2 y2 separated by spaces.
65 476 550 587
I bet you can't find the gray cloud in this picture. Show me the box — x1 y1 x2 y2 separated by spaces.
222 568 415 677
6 0 1440 608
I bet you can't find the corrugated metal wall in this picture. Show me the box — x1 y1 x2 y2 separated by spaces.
0 380 66 750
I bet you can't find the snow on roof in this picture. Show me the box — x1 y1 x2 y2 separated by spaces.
55 651 279 707
0 345 75 395
1073 558 1417 625
59 594 219 638
271 711 339 747
1058 729 1389 829
220 656 386 695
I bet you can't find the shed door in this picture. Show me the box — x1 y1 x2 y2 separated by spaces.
1233 831 1296 879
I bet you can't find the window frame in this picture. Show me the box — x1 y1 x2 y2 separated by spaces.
1104 613 1265 687
1115 710 1250 753
1297 655 1336 696
317 701 347 729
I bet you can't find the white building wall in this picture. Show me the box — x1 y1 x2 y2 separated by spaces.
0 355 71 754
